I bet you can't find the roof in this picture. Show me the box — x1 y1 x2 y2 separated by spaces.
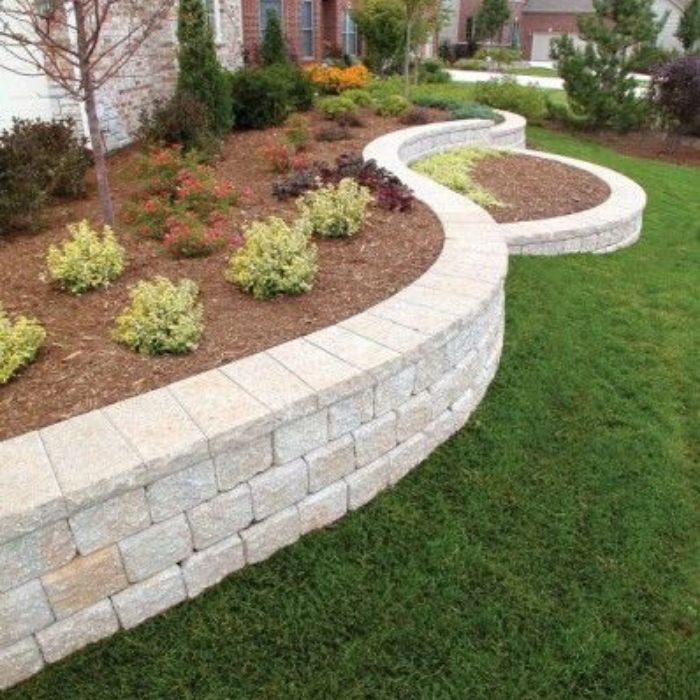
523 0 594 13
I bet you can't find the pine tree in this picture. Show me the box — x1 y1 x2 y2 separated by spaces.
260 11 290 65
177 0 232 134
475 0 511 41
677 0 700 52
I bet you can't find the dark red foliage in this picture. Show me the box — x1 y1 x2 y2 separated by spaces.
650 56 700 136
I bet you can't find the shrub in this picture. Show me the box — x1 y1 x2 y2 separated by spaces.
260 11 289 66
472 79 547 124
448 102 504 123
351 0 404 75
650 56 700 136
374 94 411 117
227 217 317 299
230 67 293 129
411 94 459 111
315 125 350 142
113 277 204 355
137 92 216 153
0 305 46 384
304 63 371 93
419 58 451 84
163 211 229 257
343 89 374 107
400 107 432 125
298 178 372 238
273 168 321 200
266 64 315 112
47 221 125 294
317 95 358 121
285 115 311 151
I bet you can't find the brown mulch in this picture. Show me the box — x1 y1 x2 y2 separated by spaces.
0 110 447 440
471 153 611 223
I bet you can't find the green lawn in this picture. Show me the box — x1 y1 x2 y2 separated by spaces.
5 130 699 699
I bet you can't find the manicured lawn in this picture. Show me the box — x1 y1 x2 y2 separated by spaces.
6 129 699 699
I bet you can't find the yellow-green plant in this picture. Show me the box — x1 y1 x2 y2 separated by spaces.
411 146 507 209
47 220 125 294
112 277 203 355
298 178 372 239
0 305 46 384
374 94 411 117
343 89 374 107
227 217 318 299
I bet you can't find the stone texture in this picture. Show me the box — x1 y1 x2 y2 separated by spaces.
249 460 307 521
354 413 397 467
181 535 245 598
42 545 128 620
388 434 431 485
240 507 300 565
305 436 356 493
346 457 391 511
119 515 192 583
147 461 217 523
374 365 417 416
187 485 252 551
0 580 53 648
112 566 186 630
0 638 44 691
69 489 150 555
215 435 272 491
328 389 374 440
298 483 348 535
273 410 327 464
396 391 433 442
0 520 76 594
430 368 468 419
0 432 65 546
415 346 452 393
36 599 119 664
340 313 427 355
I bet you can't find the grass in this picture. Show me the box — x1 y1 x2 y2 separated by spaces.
5 130 700 699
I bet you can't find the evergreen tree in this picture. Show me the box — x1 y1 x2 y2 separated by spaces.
677 0 700 52
177 0 232 134
260 11 290 65
552 0 662 131
475 0 511 41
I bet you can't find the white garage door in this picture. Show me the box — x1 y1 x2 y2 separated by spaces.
531 32 586 62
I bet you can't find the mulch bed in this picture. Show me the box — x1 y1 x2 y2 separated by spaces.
0 110 446 440
471 153 611 223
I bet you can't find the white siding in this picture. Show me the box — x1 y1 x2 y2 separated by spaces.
654 0 684 51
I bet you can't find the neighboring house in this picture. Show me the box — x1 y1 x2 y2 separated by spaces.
440 0 526 47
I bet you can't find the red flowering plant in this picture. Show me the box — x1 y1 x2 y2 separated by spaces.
163 210 230 258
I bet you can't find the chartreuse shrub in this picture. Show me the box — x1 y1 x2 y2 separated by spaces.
298 178 372 238
0 305 46 384
317 96 357 121
227 217 317 299
472 78 547 124
343 89 374 107
374 94 411 117
113 277 203 355
411 146 506 209
47 220 125 295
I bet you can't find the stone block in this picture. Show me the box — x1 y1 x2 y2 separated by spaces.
273 410 327 464
327 389 373 440
0 638 43 691
415 346 451 393
430 368 468 419
353 413 397 467
305 435 356 493
36 599 119 664
42 545 128 620
112 566 186 630
147 461 217 523
374 365 416 416
395 391 432 442
388 434 432 485
346 456 391 511
215 435 272 491
240 507 300 565
119 515 192 583
298 483 347 535
340 312 427 355
249 460 307 521
69 489 150 555
187 485 252 550
0 580 53 648
181 535 245 598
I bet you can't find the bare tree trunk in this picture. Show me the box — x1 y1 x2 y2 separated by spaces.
73 0 114 225
404 20 412 96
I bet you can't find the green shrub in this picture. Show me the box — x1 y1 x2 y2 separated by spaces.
0 305 46 384
230 67 293 128
472 78 548 124
47 220 125 294
343 89 374 107
227 217 317 299
317 95 358 121
448 102 504 123
411 94 460 110
267 64 315 111
298 178 372 238
260 11 289 66
375 94 411 117
285 115 311 151
419 58 451 84
113 277 204 355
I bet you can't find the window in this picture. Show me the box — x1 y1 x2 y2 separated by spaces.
260 0 282 34
300 0 314 58
204 0 222 42
341 9 357 56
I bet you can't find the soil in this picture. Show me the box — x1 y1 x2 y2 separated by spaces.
0 110 446 440
471 153 611 223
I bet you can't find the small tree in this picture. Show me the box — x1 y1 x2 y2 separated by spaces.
552 0 663 131
177 0 232 135
677 0 700 53
259 10 289 65
396 0 444 94
352 0 405 75
0 0 175 225
476 0 511 42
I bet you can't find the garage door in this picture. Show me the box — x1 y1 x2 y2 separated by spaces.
531 32 561 62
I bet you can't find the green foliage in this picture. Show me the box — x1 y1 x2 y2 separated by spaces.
285 115 311 152
177 0 232 134
230 67 292 128
317 95 358 120
47 220 125 295
343 89 374 107
552 0 661 131
475 0 511 40
260 11 289 66
448 102 504 123
113 277 204 355
419 58 451 83
374 94 411 117
0 305 45 384
677 0 700 52
411 146 506 208
472 78 547 124
411 94 460 110
227 217 318 299
298 178 373 238
268 64 315 112
352 0 405 74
